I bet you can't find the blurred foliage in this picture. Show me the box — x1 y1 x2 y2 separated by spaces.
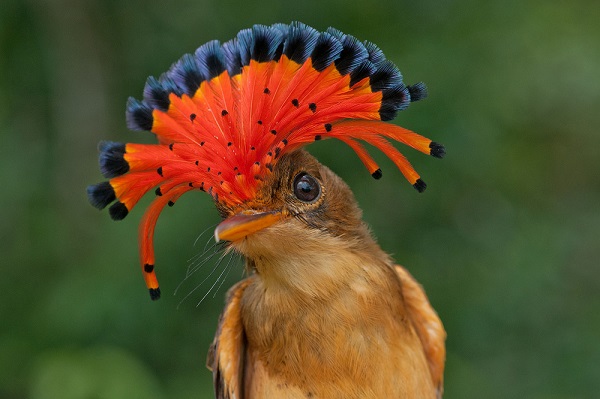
1 0 598 398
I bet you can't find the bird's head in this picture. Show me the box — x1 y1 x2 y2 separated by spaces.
87 22 445 300
214 149 364 258
215 149 391 297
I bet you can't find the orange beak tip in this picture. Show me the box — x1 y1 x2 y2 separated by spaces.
214 211 283 242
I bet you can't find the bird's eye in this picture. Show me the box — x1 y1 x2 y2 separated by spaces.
293 173 321 203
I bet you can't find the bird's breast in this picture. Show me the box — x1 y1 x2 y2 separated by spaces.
240 261 436 398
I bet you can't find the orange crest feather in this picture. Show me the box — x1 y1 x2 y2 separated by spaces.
87 22 445 299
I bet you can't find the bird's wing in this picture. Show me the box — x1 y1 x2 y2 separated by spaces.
394 265 446 398
206 277 253 399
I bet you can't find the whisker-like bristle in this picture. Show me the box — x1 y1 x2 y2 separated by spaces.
173 248 219 299
212 254 240 298
192 222 220 248
176 250 229 308
185 242 225 279
197 252 237 306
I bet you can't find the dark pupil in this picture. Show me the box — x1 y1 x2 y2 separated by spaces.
294 174 320 202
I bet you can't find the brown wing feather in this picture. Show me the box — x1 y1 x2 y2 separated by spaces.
394 265 446 398
207 277 253 399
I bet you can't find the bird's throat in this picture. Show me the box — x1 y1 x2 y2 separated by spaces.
240 223 390 299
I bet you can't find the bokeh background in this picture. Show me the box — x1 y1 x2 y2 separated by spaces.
1 0 598 398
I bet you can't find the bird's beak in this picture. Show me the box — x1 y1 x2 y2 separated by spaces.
214 210 284 242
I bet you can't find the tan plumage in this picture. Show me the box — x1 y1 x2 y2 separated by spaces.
207 150 445 398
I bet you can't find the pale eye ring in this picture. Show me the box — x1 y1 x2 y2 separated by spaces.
293 173 321 203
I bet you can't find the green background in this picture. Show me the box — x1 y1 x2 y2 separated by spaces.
1 0 598 398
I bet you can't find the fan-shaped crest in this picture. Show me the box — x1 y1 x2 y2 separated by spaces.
87 22 444 299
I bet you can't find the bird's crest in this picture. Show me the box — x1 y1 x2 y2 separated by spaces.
87 22 445 300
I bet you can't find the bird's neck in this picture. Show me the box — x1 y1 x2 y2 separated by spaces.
245 226 395 301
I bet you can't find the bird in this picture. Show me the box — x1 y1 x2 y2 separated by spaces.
87 22 446 398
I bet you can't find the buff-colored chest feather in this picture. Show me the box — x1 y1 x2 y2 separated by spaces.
240 250 436 399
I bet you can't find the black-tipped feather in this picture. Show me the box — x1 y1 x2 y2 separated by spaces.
124 22 424 146
370 60 403 92
413 179 427 193
429 142 446 158
149 287 161 300
109 201 129 220
235 28 254 67
222 38 243 76
311 32 343 72
167 53 203 97
380 85 410 120
350 59 376 87
270 23 289 62
98 141 128 178
334 34 369 76
143 76 175 111
87 182 116 210
126 97 153 131
195 40 227 81
255 25 285 63
364 41 385 64
284 22 319 64
408 82 428 102
124 23 420 132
